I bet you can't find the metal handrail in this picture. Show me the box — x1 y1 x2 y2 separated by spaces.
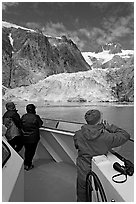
41 117 85 125
41 118 134 142
41 125 75 135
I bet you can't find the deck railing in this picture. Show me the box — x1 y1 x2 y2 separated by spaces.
41 118 134 142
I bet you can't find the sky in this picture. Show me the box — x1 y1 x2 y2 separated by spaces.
2 1 134 51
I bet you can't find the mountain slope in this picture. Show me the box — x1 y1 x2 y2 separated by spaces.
2 21 90 88
81 46 134 102
2 22 134 103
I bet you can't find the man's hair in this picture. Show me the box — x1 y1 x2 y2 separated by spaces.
85 109 101 125
26 104 36 114
6 102 16 111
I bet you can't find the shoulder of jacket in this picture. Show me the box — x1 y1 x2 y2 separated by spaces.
3 112 7 118
13 111 19 116
74 129 81 135
21 113 28 117
35 114 42 119
36 114 41 117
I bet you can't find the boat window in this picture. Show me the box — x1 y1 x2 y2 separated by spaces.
2 142 11 168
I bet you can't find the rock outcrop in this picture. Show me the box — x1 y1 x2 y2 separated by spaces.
102 55 133 69
106 58 134 102
2 23 90 88
95 42 122 54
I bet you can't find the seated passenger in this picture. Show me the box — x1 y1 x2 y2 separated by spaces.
21 104 43 171
73 109 130 202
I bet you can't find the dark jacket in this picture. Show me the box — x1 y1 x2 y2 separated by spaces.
74 123 130 162
3 110 21 129
74 123 130 202
74 122 131 182
21 113 43 143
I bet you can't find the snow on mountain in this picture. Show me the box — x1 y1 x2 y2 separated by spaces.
8 33 14 47
2 21 134 103
82 49 134 66
3 21 133 67
2 21 36 33
2 21 61 39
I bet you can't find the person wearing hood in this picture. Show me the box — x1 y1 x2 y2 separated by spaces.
2 102 23 152
73 109 130 202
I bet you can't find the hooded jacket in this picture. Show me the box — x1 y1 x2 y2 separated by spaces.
74 123 130 202
74 123 130 163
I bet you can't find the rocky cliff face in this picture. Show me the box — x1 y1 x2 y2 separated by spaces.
2 22 90 88
106 59 134 102
82 48 134 102
101 55 134 69
2 27 13 88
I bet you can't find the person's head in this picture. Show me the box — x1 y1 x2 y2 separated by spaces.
6 102 16 111
26 104 36 114
85 109 101 125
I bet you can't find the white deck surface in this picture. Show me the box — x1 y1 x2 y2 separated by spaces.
24 159 77 202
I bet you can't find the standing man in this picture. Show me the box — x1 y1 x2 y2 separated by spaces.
21 104 43 171
73 109 130 202
3 102 23 152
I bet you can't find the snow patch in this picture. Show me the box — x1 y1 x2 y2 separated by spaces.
3 21 62 40
82 50 114 65
82 49 134 66
8 33 14 47
2 21 36 33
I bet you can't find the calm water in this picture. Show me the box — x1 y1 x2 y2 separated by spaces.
36 105 134 138
3 102 134 162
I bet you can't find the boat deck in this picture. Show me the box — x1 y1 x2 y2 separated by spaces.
24 159 77 202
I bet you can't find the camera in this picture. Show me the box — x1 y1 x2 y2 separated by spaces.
113 160 134 176
124 159 134 176
113 162 126 175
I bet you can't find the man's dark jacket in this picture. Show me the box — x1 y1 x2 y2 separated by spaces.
3 110 21 129
21 113 43 143
74 123 131 201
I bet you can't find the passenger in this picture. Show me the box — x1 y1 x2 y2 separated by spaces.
21 104 43 171
2 102 23 152
73 109 130 202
